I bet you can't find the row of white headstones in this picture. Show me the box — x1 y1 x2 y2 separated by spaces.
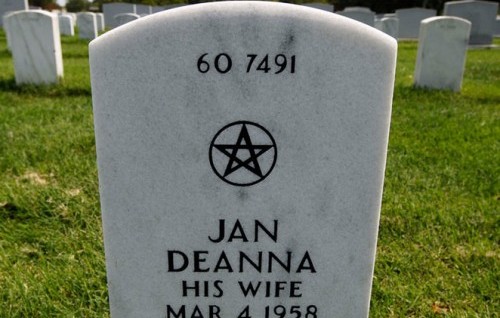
2 2 497 91
98 1 500 43
327 2 499 45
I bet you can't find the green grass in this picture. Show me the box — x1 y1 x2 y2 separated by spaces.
0 31 498 317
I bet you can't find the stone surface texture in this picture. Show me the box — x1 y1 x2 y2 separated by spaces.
375 17 399 39
444 0 498 45
7 10 63 84
77 12 97 40
0 0 28 27
414 16 471 91
113 13 140 27
395 8 436 39
337 8 375 26
58 14 74 36
90 2 397 317
103 2 136 28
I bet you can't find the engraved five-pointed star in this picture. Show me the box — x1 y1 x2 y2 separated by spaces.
213 124 273 177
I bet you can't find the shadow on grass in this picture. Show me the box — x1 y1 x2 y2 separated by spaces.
63 52 91 59
400 84 500 105
0 49 12 58
394 84 458 101
0 202 28 221
0 78 91 97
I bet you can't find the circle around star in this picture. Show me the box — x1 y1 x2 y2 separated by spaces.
209 121 277 187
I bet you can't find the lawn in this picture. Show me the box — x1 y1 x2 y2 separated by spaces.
0 30 498 317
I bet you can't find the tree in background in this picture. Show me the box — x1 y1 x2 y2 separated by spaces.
29 0 60 10
66 0 90 12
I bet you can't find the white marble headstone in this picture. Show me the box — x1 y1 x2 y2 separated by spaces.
337 8 375 27
103 2 136 28
96 13 105 32
395 8 436 39
58 14 74 36
3 11 14 50
302 3 334 12
77 12 98 40
375 17 399 39
6 10 63 84
343 6 372 12
113 13 140 27
495 16 500 37
444 0 498 45
0 0 28 27
414 16 471 92
135 4 152 16
164 4 187 10
152 6 166 13
90 2 397 317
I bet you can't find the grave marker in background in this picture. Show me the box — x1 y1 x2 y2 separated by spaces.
77 12 98 40
152 6 166 13
495 16 500 37
302 3 334 12
3 11 15 50
375 17 399 39
414 16 471 92
395 8 436 39
58 14 74 36
444 0 498 45
103 2 136 28
337 7 375 26
0 0 28 27
90 2 397 317
6 10 63 84
96 13 105 31
113 13 140 27
343 6 372 12
164 4 187 10
135 4 152 16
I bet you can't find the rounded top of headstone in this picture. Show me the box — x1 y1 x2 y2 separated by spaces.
6 10 54 20
78 12 96 16
58 14 72 21
91 1 396 49
445 0 498 6
343 6 372 12
395 7 437 13
3 11 16 20
421 15 472 26
114 13 140 18
381 17 399 22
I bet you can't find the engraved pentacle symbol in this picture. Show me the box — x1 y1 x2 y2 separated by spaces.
209 121 277 187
